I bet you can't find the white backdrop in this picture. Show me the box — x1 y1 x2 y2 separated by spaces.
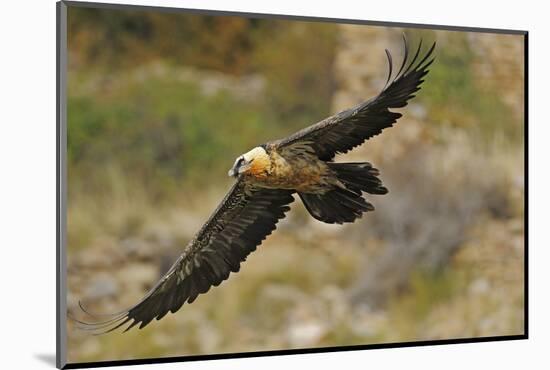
0 0 545 368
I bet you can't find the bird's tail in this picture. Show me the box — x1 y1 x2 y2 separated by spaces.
299 162 388 224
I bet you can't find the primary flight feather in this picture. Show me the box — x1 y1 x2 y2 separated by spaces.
75 37 435 334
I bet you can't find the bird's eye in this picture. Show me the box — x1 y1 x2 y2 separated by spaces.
236 157 245 166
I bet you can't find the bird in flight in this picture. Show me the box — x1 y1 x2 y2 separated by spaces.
75 37 435 334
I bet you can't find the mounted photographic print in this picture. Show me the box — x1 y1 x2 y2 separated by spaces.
56 1 527 368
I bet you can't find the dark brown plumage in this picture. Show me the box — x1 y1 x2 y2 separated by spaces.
74 37 435 334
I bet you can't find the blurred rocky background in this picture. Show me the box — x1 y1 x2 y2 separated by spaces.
66 6 524 363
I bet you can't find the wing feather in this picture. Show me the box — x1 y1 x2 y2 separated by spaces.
75 177 294 333
274 38 435 160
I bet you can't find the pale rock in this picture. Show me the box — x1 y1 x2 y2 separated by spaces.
84 274 119 300
287 321 326 347
120 237 154 259
116 262 158 291
469 278 490 295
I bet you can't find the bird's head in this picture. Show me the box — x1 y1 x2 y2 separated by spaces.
228 146 271 178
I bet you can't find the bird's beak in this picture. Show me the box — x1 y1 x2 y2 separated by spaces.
228 159 252 177
228 162 241 177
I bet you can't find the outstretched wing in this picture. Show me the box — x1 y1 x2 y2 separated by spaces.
75 177 295 333
274 37 435 161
